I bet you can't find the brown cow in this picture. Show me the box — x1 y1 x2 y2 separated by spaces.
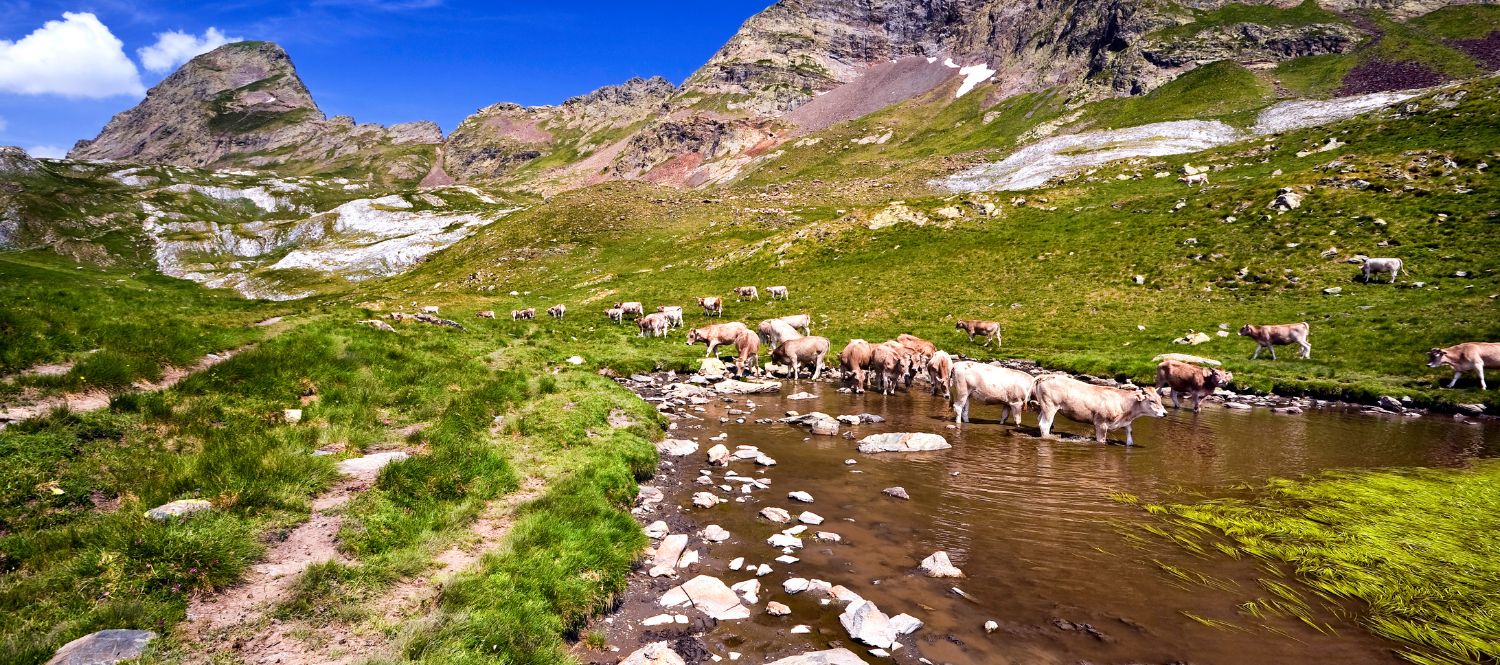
547 304 566 319
1154 360 1233 412
614 302 644 318
697 296 724 317
772 335 830 380
757 318 803 347
731 328 761 377
777 313 812 335
1034 375 1166 446
511 308 536 320
927 350 954 399
949 361 1035 425
1428 342 1500 390
956 320 1002 347
687 322 750 357
869 342 914 395
1239 322 1311 360
734 286 759 301
839 339 875 393
637 312 671 338
477 310 496 319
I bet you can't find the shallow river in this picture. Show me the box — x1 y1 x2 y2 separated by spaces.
645 379 1499 664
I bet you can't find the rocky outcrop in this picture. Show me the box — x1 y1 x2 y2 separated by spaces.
68 42 439 185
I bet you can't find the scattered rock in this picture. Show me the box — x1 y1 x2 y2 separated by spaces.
692 492 721 508
645 521 669 539
650 534 689 577
764 649 863 664
768 534 804 549
703 525 731 543
840 599 898 649
145 499 213 521
788 491 815 503
45 629 156 665
1456 403 1486 416
566 355 584 365
357 319 396 333
283 408 303 423
731 578 761 604
882 486 910 500
1323 287 1342 295
659 575 751 620
1270 187 1302 211
336 451 410 477
657 438 699 456
1377 396 1404 412
919 551 964 578
798 511 824 525
760 507 792 523
984 620 1000 633
620 641 686 665
767 601 792 616
784 578 811 594
811 419 839 436
857 432 951 454
890 613 924 636
1223 402 1252 410
707 444 730 465
787 391 816 400
816 531 842 542
715 379 782 395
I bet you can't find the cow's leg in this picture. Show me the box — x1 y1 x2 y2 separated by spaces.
705 342 714 357
967 332 975 342
1037 406 1056 438
1479 363 1488 390
1250 345 1262 360
1169 390 1182 409
1124 424 1135 446
1449 370 1463 388
1299 341 1311 359
1095 424 1109 443
1010 401 1024 425
812 355 824 380
1192 392 1203 413
1269 345 1278 360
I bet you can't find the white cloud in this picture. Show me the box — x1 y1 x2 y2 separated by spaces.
26 145 66 159
0 12 145 98
138 27 242 74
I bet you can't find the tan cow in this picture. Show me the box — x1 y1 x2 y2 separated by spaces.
757 318 803 347
511 308 536 320
1239 322 1311 360
778 314 812 335
949 361 1035 425
477 310 496 319
731 328 761 377
772 336 830 380
421 306 440 314
766 285 790 300
637 312 671 338
734 286 759 301
839 339 875 393
547 304 566 319
869 342 914 395
697 296 724 317
615 301 644 318
1033 375 1166 446
605 307 624 323
1154 360 1233 412
687 322 750 357
1428 342 1500 390
657 305 684 328
927 350 954 399
956 320 1002 347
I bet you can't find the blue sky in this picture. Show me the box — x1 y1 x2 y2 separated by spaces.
0 1 771 157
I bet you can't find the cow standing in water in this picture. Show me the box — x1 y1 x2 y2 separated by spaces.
687 322 750 357
949 361 1035 426
1154 360 1233 412
772 336 830 380
839 339 875 394
731 328 761 378
1033 375 1166 446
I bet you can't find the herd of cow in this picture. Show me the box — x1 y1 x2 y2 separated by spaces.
488 284 1497 444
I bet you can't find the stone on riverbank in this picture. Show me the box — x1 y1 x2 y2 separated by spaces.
883 486 910 500
858 432 951 454
657 438 699 456
715 379 782 395
660 575 751 620
919 551 964 578
620 641 686 665
692 492 722 508
45 629 156 665
707 444 730 465
764 649 865 665
703 525 731 542
788 491 814 503
760 507 792 522
768 601 791 616
650 534 689 577
840 599 898 649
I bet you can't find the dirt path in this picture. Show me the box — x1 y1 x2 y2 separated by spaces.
0 347 250 427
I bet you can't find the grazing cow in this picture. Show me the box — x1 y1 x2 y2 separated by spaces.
731 328 761 377
778 314 812 336
477 310 496 319
955 320 1002 347
1239 322 1311 360
698 296 724 317
734 286 759 301
1361 257 1405 283
757 318 803 348
869 342 914 395
1033 375 1166 446
896 333 937 363
605 307 625 323
637 312 671 338
1427 342 1500 390
422 306 440 314
548 304 566 319
839 339 875 393
511 308 536 321
1178 173 1209 186
767 285 790 300
1154 360 1234 412
927 350 954 399
615 302 644 318
657 305 684 328
772 336 830 380
949 361 1035 425
686 322 751 357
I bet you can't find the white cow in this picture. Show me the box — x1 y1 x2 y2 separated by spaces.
1361 257 1404 283
949 361 1035 425
1033 375 1166 446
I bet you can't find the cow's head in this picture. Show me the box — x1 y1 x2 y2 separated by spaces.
1237 324 1254 337
1134 388 1167 418
1427 348 1451 368
686 329 705 345
1209 368 1233 388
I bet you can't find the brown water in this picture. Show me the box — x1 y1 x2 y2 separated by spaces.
655 379 1500 665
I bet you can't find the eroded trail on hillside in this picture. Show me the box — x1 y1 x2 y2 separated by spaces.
0 346 250 427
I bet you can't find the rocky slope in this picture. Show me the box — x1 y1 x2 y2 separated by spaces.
69 42 441 186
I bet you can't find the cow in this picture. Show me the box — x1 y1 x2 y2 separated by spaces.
697 296 724 317
657 305 684 328
605 307 625 323
772 336 830 380
778 314 812 336
731 328 761 378
477 310 496 319
1427 342 1500 390
1239 322 1311 360
767 285 790 300
1033 375 1166 446
757 318 803 348
637 312 671 338
1361 257 1405 283
956 320 1002 347
547 304 566 319
1178 173 1209 186
511 308 536 320
927 350 954 399
1154 360 1233 412
421 306 440 314
838 339 875 394
614 302 644 318
687 322 751 357
868 342 914 395
734 286 759 301
949 361 1035 425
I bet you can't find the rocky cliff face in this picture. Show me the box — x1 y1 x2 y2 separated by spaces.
69 42 440 185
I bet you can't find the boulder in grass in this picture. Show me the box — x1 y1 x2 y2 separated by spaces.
45 629 156 665
857 432 951 454
144 499 212 521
